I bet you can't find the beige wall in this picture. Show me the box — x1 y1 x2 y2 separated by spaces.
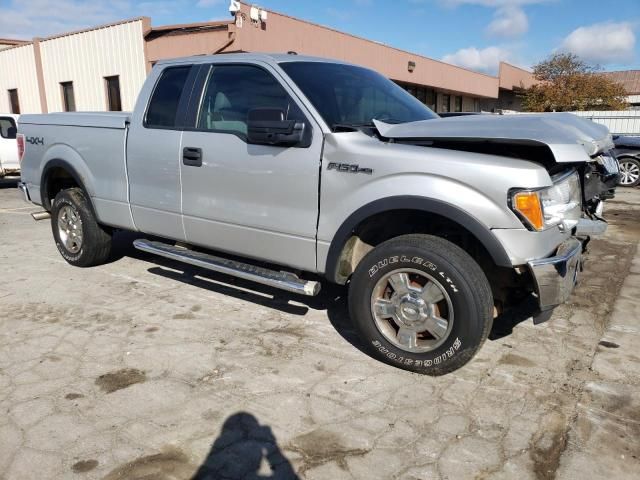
0 44 42 113
39 20 147 112
499 62 536 90
232 4 498 99
146 28 232 66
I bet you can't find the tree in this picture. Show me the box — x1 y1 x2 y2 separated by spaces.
522 53 628 112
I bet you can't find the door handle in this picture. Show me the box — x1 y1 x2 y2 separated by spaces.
183 147 202 167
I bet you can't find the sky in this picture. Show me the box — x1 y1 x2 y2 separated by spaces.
0 0 638 75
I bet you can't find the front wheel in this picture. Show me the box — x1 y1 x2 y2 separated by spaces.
348 234 493 375
51 188 112 267
618 157 640 187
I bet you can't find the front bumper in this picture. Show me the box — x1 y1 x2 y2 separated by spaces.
528 237 583 311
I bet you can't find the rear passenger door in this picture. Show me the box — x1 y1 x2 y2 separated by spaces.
179 62 323 271
127 65 197 241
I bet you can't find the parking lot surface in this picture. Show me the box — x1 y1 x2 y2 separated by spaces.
1 180 639 480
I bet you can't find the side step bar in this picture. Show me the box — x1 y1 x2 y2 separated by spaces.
133 239 321 297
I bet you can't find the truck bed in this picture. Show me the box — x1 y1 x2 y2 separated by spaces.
19 111 130 129
19 112 134 229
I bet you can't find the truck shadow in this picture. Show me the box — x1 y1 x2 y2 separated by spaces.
110 231 367 355
0 177 19 189
112 231 531 354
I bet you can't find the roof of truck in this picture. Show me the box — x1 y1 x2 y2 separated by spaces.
155 52 356 67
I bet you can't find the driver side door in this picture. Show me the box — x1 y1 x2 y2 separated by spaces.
179 62 323 271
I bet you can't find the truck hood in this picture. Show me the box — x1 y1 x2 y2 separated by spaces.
373 112 613 163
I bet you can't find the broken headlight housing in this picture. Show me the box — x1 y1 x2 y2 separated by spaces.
511 170 582 231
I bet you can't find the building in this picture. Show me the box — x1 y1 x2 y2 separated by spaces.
0 2 534 115
603 70 640 110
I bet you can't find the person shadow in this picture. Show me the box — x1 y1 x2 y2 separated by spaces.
192 412 300 480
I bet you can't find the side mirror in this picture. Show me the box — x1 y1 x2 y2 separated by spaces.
247 108 305 147
6 126 17 139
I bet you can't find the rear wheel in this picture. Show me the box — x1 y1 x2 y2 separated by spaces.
348 234 493 375
51 188 112 267
618 157 640 187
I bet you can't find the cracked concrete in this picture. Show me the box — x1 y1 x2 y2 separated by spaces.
0 179 639 479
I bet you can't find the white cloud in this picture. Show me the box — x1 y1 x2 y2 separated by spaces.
487 6 528 37
0 0 131 38
442 46 510 74
438 0 547 6
434 0 550 39
559 22 636 65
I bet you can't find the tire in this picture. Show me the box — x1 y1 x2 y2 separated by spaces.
617 157 640 187
348 234 493 375
51 188 112 267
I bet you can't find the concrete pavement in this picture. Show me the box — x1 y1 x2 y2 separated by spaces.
0 180 639 480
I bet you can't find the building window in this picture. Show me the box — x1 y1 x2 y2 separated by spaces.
426 89 436 111
454 96 462 112
105 76 122 111
8 89 20 114
60 82 76 112
441 94 450 113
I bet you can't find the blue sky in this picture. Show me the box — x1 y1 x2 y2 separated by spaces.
1 0 638 74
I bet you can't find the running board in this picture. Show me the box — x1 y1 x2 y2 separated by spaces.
133 239 321 297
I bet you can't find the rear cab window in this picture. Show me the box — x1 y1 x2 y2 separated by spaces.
0 117 17 139
144 66 193 129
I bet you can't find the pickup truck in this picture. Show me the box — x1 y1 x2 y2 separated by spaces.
18 53 619 375
0 114 20 178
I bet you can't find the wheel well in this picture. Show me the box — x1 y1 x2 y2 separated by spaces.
331 209 524 302
42 165 80 210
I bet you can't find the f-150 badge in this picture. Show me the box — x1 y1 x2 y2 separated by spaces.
327 162 373 175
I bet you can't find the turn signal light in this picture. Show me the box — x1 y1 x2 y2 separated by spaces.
513 191 544 231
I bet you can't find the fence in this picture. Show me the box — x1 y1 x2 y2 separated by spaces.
570 111 640 136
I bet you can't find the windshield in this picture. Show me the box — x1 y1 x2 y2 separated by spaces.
280 61 438 131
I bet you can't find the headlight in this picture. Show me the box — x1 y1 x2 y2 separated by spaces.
511 171 582 231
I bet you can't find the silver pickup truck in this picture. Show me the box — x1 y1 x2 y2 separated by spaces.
18 53 619 375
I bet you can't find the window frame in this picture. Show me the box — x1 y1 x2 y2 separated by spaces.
60 81 76 112
183 62 313 146
8 89 20 114
0 116 17 139
143 64 198 131
105 75 122 112
440 94 451 113
454 95 463 112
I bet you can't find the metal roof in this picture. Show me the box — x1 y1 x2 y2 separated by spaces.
603 70 640 94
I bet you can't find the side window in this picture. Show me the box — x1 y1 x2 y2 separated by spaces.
196 65 305 139
0 117 17 139
145 66 191 128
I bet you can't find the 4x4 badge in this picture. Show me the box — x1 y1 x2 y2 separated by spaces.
327 162 373 175
26 136 44 145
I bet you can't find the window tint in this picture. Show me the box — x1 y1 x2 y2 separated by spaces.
0 117 17 139
146 66 191 128
281 62 437 130
61 82 75 112
105 76 122 111
196 65 305 138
